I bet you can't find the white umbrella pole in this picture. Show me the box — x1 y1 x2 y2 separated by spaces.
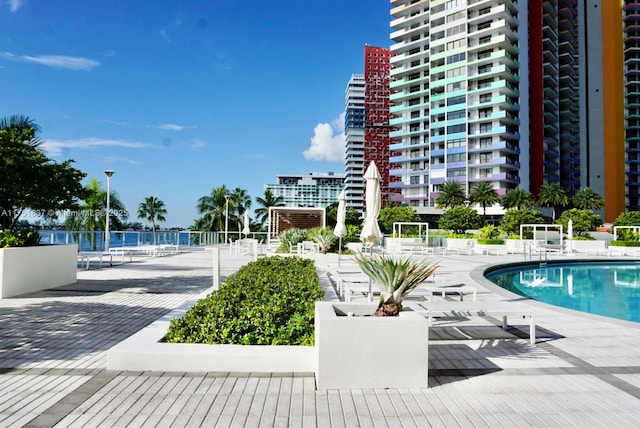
338 236 342 266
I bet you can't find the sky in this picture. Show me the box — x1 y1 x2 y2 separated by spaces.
0 0 391 228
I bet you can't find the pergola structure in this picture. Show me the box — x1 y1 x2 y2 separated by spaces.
268 207 326 240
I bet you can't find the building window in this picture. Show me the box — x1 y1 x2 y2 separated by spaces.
447 168 466 177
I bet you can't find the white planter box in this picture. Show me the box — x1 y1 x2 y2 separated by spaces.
0 244 77 298
107 287 315 373
315 301 429 390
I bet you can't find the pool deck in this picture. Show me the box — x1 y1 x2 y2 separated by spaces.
1 247 640 427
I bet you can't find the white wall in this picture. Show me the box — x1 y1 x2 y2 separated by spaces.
0 244 77 298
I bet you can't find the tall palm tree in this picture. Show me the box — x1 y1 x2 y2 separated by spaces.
65 177 127 249
469 182 500 222
501 187 535 210
537 182 569 222
255 189 285 227
230 187 252 232
137 196 167 245
195 185 231 231
572 187 604 210
435 181 467 209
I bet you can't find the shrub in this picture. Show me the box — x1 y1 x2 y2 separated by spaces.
499 209 544 236
477 239 505 245
613 211 640 227
163 256 324 346
307 227 337 253
276 228 307 253
610 240 640 247
438 206 482 235
0 229 41 248
475 225 502 240
556 208 603 236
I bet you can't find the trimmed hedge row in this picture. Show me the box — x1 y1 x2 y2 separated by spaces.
163 256 324 346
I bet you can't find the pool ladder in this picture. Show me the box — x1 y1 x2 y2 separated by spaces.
524 242 548 267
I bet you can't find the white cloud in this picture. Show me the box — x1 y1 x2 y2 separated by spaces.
159 29 171 43
7 0 25 12
41 137 151 156
303 113 345 162
155 123 189 131
103 156 142 165
0 51 100 70
190 138 205 150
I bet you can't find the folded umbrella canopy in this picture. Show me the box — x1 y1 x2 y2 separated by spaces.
334 189 347 265
359 161 382 247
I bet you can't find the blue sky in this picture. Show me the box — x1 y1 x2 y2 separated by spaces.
1 0 391 228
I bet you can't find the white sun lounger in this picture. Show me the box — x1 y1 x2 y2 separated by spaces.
406 300 536 345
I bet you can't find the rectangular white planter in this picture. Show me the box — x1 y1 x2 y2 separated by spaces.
315 301 429 390
0 244 77 298
107 287 315 373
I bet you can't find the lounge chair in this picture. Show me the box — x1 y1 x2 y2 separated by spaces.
406 300 536 345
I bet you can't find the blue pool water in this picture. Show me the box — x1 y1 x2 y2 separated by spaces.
485 262 640 323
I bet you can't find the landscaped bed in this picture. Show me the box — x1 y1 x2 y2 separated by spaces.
164 255 325 346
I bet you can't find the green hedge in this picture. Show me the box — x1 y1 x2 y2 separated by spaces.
163 256 324 346
609 240 640 247
476 239 505 245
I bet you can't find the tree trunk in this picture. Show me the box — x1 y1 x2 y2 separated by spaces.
375 299 403 317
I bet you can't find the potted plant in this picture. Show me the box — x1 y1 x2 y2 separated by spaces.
315 253 438 389
353 252 438 316
308 227 337 254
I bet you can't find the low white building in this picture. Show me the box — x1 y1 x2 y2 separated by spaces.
265 172 345 208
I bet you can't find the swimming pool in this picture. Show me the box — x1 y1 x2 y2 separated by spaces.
485 262 640 323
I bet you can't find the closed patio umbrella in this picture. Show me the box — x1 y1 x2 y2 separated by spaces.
334 189 347 265
567 219 573 254
242 211 251 236
360 161 382 302
360 161 382 247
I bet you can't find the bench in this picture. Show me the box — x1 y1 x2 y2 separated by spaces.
406 300 536 345
78 251 113 269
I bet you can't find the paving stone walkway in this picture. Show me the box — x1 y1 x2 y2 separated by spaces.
0 247 640 427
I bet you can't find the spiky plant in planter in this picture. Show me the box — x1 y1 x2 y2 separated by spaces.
354 252 438 316
308 227 337 254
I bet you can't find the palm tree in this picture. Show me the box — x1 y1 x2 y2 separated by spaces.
194 185 231 231
572 187 604 210
501 187 535 210
65 177 127 249
137 196 167 245
435 181 467 209
0 114 42 147
255 189 285 227
469 182 500 222
230 187 251 232
537 182 569 222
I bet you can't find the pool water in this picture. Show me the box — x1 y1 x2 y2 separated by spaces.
486 262 640 323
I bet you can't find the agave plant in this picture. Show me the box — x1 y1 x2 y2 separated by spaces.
354 252 438 316
308 227 337 253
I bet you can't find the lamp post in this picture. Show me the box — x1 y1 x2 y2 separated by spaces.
224 194 231 245
104 170 115 251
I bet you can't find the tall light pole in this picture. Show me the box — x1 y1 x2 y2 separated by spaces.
224 194 231 245
104 170 115 251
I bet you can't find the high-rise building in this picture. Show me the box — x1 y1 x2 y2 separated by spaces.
344 74 366 213
264 172 345 208
389 0 523 213
363 45 399 207
388 0 628 222
624 1 640 212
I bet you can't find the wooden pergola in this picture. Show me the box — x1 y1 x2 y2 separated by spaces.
268 207 326 239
